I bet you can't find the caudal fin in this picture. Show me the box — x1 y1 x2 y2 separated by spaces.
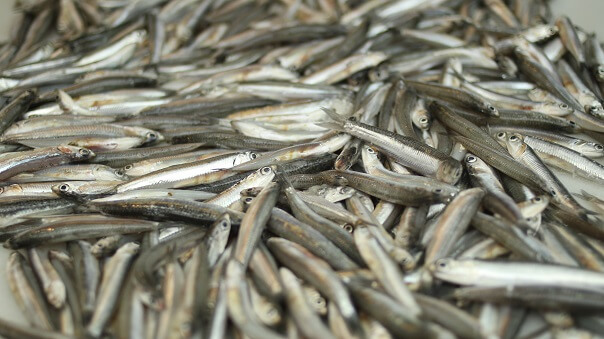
317 107 346 131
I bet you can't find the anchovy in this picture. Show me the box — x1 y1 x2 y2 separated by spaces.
321 108 462 184
0 146 94 180
116 151 255 191
232 182 279 267
87 242 139 338
267 237 361 335
432 258 604 290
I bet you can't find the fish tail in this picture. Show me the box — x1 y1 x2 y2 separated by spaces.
56 90 74 113
321 106 346 123
318 107 346 131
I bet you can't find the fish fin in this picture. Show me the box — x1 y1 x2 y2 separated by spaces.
574 207 600 220
316 107 345 131
579 189 601 201
448 67 467 82
274 165 294 189
320 107 346 124
585 208 601 216
315 121 344 131
56 90 74 113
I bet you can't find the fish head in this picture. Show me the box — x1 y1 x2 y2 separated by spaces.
436 159 463 184
302 285 327 315
217 213 231 230
597 65 604 81
240 196 255 210
542 102 574 116
480 101 499 117
523 195 550 218
52 182 75 197
112 168 129 181
464 153 491 176
77 147 95 159
493 131 508 148
319 170 350 186
588 101 604 113
259 166 275 177
523 24 558 42
207 214 231 251
432 184 460 203
122 163 136 176
527 88 550 101
324 186 355 202
368 64 389 82
567 118 581 132
241 186 262 197
581 142 604 158
429 258 474 285
1 184 22 195
361 145 381 164
144 131 164 143
248 166 277 187
59 146 96 160
505 133 526 157
235 151 258 166
415 114 431 130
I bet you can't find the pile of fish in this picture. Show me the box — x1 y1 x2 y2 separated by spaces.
1 0 604 338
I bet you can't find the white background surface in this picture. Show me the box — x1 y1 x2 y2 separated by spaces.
0 0 602 330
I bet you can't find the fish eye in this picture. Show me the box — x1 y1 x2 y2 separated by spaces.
436 259 449 268
534 197 541 202
221 221 228 228
488 105 496 111
59 184 70 192
420 117 428 123
466 155 476 163
250 152 257 159
497 132 506 138
569 121 576 126
550 190 557 196
244 197 253 203
560 103 569 109
343 224 353 233
334 175 348 185
367 147 376 154
595 144 603 150
79 148 90 156
146 132 157 140
124 165 133 170
261 167 271 174
509 135 519 141
434 188 443 193
115 169 124 176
